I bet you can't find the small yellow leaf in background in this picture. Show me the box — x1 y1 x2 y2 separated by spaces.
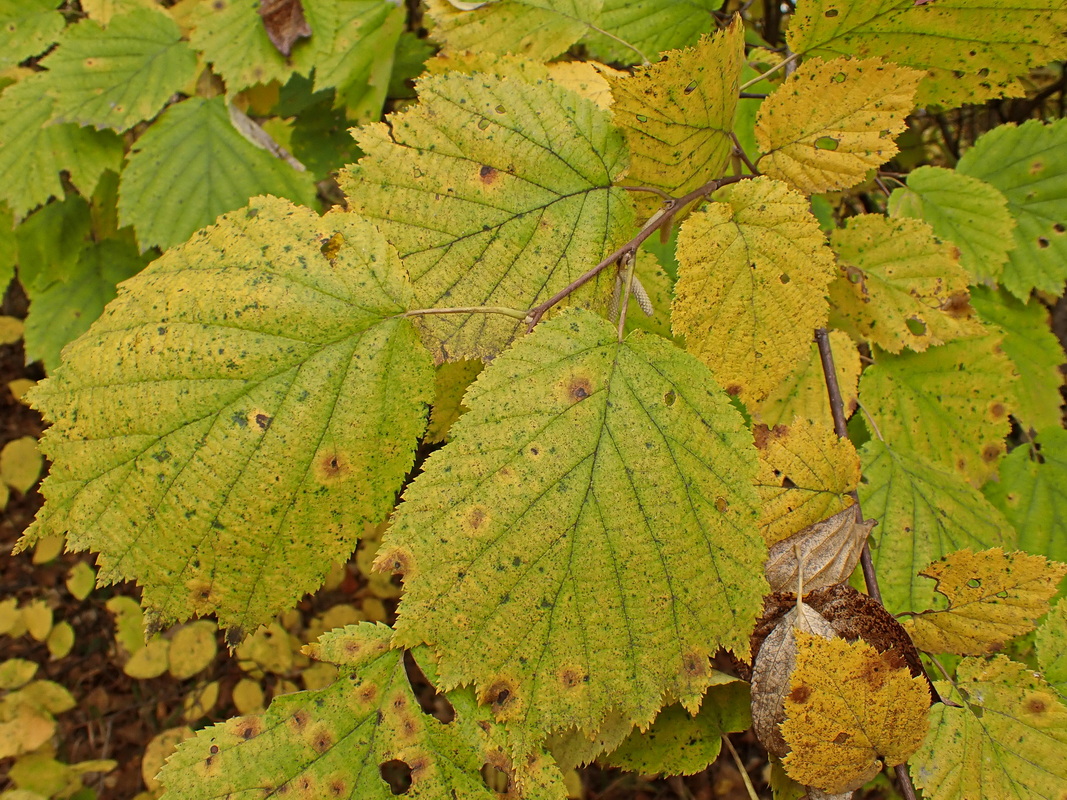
31 534 63 564
301 661 338 690
755 58 922 194
231 678 265 714
47 621 75 659
828 214 977 353
0 436 43 495
673 176 837 402
0 315 22 345
903 549 1067 656
142 727 194 792
754 418 860 546
0 659 39 689
183 680 219 721
106 596 145 657
0 598 21 635
781 634 929 794
235 622 293 675
65 562 96 601
123 638 169 679
21 600 52 642
752 330 861 431
609 19 745 220
7 378 36 403
20 680 76 714
168 620 217 680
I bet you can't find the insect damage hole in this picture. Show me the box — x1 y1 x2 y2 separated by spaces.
482 763 510 794
379 760 412 795
403 651 456 723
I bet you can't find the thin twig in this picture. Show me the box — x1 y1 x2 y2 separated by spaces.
895 764 920 800
616 251 637 341
739 51 799 91
739 91 768 99
722 735 760 800
730 131 760 175
620 185 675 201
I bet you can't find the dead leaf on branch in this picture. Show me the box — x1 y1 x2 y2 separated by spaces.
764 506 874 594
258 0 312 57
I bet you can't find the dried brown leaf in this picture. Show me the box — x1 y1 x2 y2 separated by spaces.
258 0 311 57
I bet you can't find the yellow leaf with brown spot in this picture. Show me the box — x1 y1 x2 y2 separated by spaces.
902 549 1067 656
673 177 837 403
828 214 980 354
754 418 860 546
609 19 745 220
755 58 922 194
781 634 929 795
911 656 1067 800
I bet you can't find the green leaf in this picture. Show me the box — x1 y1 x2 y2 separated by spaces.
80 0 161 26
21 198 434 632
581 0 720 64
970 286 1063 433
379 310 766 747
601 681 751 776
342 67 632 362
859 331 1017 483
859 438 1015 614
118 97 316 251
188 0 295 92
40 8 198 132
887 165 1016 285
672 176 837 403
14 194 92 292
24 238 150 371
0 204 14 293
608 19 745 221
160 623 568 800
788 0 1067 108
424 0 600 61
0 75 124 218
0 0 64 71
984 429 1067 565
957 119 1067 298
291 0 405 121
910 656 1067 800
1036 598 1067 697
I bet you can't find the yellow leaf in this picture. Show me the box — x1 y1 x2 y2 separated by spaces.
609 19 745 220
781 634 929 794
65 562 96 601
546 61 621 111
141 727 194 792
168 620 218 680
106 596 145 657
19 680 76 714
424 0 596 61
231 678 265 714
911 656 1067 800
0 701 55 759
21 600 52 642
183 680 219 721
123 638 169 679
46 621 75 660
902 549 1067 656
673 177 837 401
234 622 293 675
0 315 22 345
0 436 42 495
828 214 978 353
7 378 36 403
425 360 483 445
31 534 63 564
0 659 38 690
755 58 922 194
754 418 860 546
0 598 25 637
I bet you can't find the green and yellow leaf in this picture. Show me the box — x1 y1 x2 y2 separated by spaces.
751 330 861 431
1037 598 1067 698
160 623 568 799
957 118 1067 298
903 549 1067 656
80 0 160 26
828 214 978 353
379 310 766 746
608 19 745 220
1 436 43 495
188 0 295 92
781 634 929 795
888 165 1016 285
859 331 1017 482
425 359 483 444
788 0 1067 108
673 177 837 402
754 57 922 194
343 67 632 362
910 656 1067 800
21 197 434 633
860 439 1016 614
0 0 64 71
754 417 860 546
581 0 720 64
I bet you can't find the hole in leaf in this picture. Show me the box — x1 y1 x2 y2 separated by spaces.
824 8 839 16
663 390 676 406
403 651 456 723
977 68 990 77
379 760 412 794
482 764 510 794
320 233 344 260
683 80 697 94
967 578 981 589
779 273 790 284
477 118 490 130
1053 223 1065 233
1038 237 1050 248
636 114 648 123
814 136 839 151
494 104 506 114
832 72 846 83
905 317 927 336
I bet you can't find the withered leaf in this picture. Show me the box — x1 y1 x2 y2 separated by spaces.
258 0 311 57
764 507 875 593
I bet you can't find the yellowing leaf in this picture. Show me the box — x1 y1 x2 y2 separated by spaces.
21 600 52 642
860 439 1015 615
123 638 169 679
754 58 922 194
380 310 766 746
106 596 145 656
752 330 861 431
65 562 96 601
781 634 929 795
0 659 38 690
902 549 1067 656
426 360 483 445
860 331 1017 483
183 680 219 721
609 20 745 220
141 727 194 792
581 0 719 64
46 621 75 659
754 418 860 546
673 177 837 401
545 61 618 110
0 436 43 495
1037 598 1067 698
0 0 64 72
789 0 1067 108
23 198 434 633
235 622 293 675
188 0 295 92
828 214 977 353
424 0 601 61
81 0 160 25
911 656 1067 800
888 165 1016 285
0 598 21 635
231 678 265 714
160 623 568 799
168 621 218 680
343 67 631 362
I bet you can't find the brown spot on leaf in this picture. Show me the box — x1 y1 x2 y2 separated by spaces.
940 291 973 318
982 444 1002 462
254 413 272 430
310 727 332 753
560 668 583 688
833 731 850 744
234 718 263 740
1030 160 1045 175
314 448 350 484
290 709 310 732
483 678 518 714
479 165 498 184
358 683 378 705
789 684 811 703
715 496 728 512
726 384 742 396
567 375 593 402
328 779 347 797
990 402 1006 419
682 651 709 678
465 505 488 533
1027 696 1049 714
